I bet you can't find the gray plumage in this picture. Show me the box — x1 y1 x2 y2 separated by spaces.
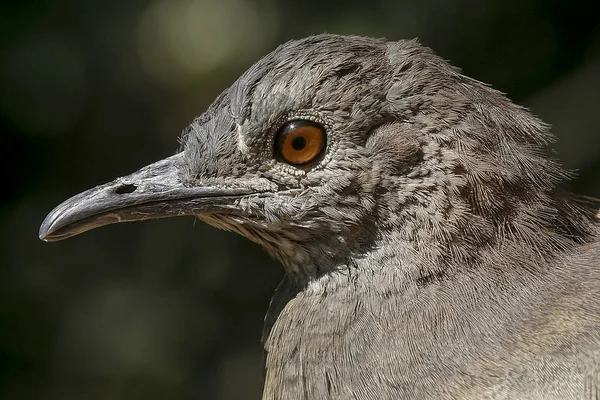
40 34 600 399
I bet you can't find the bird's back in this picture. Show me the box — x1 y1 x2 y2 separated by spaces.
262 228 600 400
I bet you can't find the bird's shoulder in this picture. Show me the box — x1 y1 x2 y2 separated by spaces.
261 234 600 399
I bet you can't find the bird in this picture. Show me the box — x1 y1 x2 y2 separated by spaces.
39 34 600 399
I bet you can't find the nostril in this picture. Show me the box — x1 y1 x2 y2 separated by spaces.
114 183 137 194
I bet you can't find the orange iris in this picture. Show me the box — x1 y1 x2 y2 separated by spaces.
275 120 326 165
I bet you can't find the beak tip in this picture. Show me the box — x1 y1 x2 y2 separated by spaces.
39 214 55 241
39 202 67 242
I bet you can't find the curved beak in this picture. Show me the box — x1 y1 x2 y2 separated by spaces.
39 153 262 242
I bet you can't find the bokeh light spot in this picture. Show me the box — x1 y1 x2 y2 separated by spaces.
137 0 280 84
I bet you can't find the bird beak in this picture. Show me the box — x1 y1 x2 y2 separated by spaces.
39 153 260 242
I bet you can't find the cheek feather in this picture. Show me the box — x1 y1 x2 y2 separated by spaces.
237 123 250 154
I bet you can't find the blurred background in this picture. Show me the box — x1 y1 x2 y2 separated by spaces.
1 0 599 398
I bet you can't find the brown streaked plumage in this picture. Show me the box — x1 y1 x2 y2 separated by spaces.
40 34 600 399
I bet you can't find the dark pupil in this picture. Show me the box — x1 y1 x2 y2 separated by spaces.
291 136 307 151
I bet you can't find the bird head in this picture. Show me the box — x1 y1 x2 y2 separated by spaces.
40 34 594 281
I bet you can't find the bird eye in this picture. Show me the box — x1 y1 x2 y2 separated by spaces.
275 120 326 166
